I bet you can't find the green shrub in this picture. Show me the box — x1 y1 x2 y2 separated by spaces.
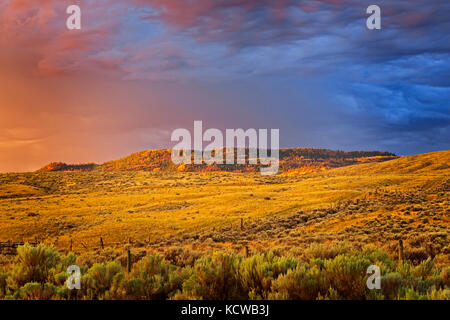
9 244 60 287
323 254 372 299
360 246 394 269
182 252 244 300
81 261 123 299
15 282 56 300
110 275 144 299
269 265 327 300
0 245 446 300
111 254 185 299
239 253 297 298
53 271 68 287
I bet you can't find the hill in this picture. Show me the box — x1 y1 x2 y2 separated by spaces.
1 150 446 249
38 148 397 174
37 162 98 172
328 150 450 175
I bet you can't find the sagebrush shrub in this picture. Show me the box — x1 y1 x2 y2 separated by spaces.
304 242 350 261
9 244 60 287
114 254 185 299
81 261 123 299
182 252 244 300
239 253 298 298
323 254 372 299
0 244 448 300
15 282 56 300
381 272 404 299
269 265 327 300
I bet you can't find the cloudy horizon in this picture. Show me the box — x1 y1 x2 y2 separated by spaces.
0 0 449 172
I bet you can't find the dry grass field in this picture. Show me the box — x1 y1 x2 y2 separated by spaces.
0 151 448 259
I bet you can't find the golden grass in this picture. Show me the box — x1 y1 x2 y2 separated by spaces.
0 151 448 253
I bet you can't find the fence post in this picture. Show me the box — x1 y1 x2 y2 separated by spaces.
398 239 404 266
241 218 244 230
127 248 132 274
245 246 249 258
70 238 73 252
100 237 104 250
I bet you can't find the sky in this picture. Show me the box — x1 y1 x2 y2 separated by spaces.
0 0 449 172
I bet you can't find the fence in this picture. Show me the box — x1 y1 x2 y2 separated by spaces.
0 217 252 256
0 241 39 255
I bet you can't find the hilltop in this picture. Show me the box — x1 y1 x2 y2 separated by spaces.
37 148 397 174
37 162 99 172
328 150 450 175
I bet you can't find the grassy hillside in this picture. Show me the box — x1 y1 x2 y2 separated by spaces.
37 148 397 174
328 150 449 175
0 150 447 255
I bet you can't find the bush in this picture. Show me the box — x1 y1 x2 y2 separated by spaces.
15 282 56 300
182 252 244 300
81 261 123 299
9 244 60 287
239 253 298 298
304 242 350 261
269 265 327 300
110 275 144 300
381 272 404 299
323 254 372 299
111 254 185 299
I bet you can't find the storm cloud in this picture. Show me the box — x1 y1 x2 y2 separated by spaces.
0 0 449 171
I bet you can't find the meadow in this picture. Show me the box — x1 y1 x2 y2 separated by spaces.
0 150 448 299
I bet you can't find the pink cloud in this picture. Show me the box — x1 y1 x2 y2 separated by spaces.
0 0 124 77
